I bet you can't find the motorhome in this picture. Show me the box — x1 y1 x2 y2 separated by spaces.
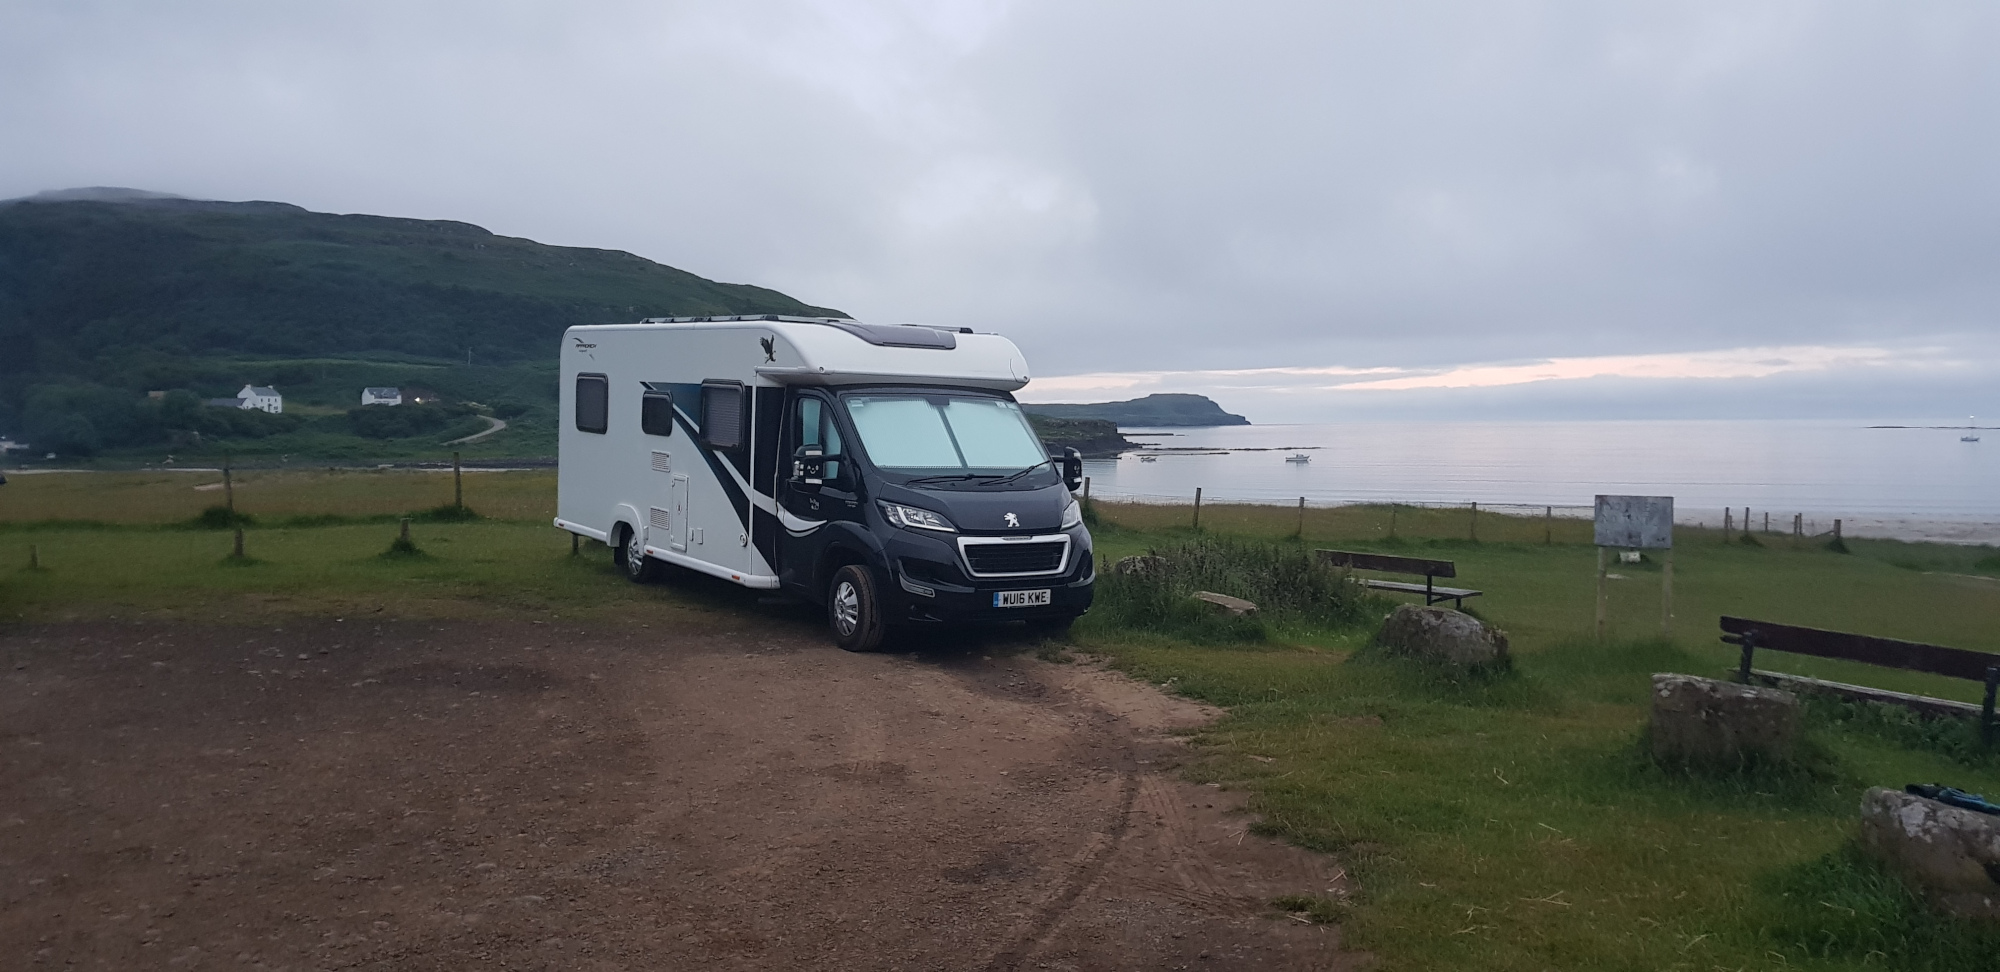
554 316 1092 651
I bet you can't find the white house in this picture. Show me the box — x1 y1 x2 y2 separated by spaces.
361 387 403 406
237 385 283 414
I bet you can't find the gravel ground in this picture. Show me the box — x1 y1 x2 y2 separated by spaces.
2 616 1358 971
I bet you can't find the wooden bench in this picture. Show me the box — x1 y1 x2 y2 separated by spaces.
1720 616 2000 744
1316 550 1482 609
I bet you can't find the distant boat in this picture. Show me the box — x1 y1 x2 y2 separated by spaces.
1285 453 1311 463
1138 454 1158 462
1966 416 1981 442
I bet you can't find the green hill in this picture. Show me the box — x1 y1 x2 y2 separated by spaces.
1021 393 1249 427
0 189 844 459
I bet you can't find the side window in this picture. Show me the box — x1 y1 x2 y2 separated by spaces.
701 381 743 450
795 397 844 481
640 389 674 436
574 374 608 434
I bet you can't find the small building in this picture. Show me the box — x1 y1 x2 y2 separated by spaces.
237 385 283 414
361 387 403 406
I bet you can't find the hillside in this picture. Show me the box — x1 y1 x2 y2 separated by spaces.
0 189 844 458
1021 393 1248 427
1024 415 1133 457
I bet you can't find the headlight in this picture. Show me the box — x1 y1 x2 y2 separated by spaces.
880 501 957 533
1060 497 1082 529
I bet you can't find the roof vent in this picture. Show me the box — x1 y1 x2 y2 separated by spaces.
821 321 957 350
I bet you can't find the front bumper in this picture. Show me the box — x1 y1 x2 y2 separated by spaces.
883 526 1094 623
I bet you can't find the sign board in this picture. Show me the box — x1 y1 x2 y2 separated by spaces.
1595 495 1673 549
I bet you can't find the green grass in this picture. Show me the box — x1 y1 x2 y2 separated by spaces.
4 481 1999 970
1073 502 2000 971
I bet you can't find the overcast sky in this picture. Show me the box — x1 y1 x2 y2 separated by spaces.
4 1 1997 422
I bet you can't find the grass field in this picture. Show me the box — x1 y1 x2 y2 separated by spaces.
3 476 1999 970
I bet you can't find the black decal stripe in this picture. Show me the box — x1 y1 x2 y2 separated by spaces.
752 506 782 575
673 407 751 532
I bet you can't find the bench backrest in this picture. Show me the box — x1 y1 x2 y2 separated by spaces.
1316 549 1455 579
1720 616 1998 682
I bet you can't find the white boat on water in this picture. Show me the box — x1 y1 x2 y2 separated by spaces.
1965 416 1981 443
1138 454 1158 462
1285 453 1310 463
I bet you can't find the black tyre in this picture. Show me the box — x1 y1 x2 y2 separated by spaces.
615 525 665 584
827 564 887 652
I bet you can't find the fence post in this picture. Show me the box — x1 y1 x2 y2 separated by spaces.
1469 502 1478 542
1545 505 1553 545
1192 487 1202 531
1389 505 1398 539
1296 496 1306 538
224 452 235 516
29 544 40 569
1724 508 1732 534
401 517 412 543
1763 511 1769 533
453 451 463 508
1983 666 1999 747
1595 546 1607 642
1082 476 1091 504
232 527 244 559
1661 548 1674 637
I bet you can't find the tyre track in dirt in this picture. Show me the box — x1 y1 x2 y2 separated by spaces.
1 616 1360 970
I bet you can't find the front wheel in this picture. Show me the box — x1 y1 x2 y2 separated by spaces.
827 564 887 652
615 526 664 584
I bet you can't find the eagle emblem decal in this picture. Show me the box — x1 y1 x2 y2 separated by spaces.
760 336 776 362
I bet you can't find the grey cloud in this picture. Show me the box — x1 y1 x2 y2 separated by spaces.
1 1 1996 418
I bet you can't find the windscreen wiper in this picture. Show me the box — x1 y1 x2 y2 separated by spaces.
903 473 991 486
983 460 1053 487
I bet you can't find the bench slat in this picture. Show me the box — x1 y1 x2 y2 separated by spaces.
1364 580 1482 598
1317 549 1456 578
1721 616 1999 683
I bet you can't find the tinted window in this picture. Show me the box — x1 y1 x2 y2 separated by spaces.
641 391 674 436
575 374 608 434
702 382 743 449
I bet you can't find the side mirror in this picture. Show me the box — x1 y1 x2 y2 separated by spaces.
792 445 842 488
1060 447 1084 492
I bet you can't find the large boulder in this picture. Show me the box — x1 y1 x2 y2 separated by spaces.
1649 674 1799 766
1859 787 2000 920
1375 605 1509 667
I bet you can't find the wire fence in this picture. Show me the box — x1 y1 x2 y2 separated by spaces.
1078 480 2000 546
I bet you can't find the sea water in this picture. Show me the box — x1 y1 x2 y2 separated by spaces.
1078 420 2000 544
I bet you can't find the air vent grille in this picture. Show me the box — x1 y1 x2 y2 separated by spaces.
649 507 671 531
651 451 671 473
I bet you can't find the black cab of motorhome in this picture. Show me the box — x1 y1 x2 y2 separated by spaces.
775 385 1092 651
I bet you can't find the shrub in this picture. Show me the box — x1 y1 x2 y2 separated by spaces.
1091 536 1372 643
190 505 257 529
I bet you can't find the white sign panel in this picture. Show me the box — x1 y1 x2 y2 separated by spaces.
1595 495 1673 549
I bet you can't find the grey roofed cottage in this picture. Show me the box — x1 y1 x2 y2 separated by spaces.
236 385 283 414
361 387 402 406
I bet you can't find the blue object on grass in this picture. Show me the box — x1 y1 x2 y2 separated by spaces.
1906 783 2000 815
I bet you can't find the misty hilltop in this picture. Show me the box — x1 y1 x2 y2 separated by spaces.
0 188 844 380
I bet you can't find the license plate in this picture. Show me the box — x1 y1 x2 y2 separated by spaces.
994 589 1052 608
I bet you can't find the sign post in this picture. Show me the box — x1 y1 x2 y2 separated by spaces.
1594 495 1675 641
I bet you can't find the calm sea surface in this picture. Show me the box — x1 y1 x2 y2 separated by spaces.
1079 420 2000 543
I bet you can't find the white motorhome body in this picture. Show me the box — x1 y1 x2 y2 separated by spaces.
554 316 1043 592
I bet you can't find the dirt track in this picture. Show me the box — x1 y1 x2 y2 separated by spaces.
2 615 1356 970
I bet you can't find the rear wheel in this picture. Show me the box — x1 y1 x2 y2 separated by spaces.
828 564 887 652
615 525 664 584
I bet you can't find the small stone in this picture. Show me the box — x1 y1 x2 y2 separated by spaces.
1113 555 1169 580
1859 787 2000 920
1375 605 1508 667
1649 674 1798 766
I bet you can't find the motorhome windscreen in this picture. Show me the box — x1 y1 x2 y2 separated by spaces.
844 394 1046 473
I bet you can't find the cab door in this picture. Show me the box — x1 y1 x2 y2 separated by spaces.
776 392 859 595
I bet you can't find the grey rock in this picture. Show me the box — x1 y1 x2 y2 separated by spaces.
1859 786 2000 920
1113 555 1169 580
1649 674 1799 765
1375 605 1509 667
1192 591 1257 615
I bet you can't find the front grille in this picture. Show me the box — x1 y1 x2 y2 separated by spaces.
962 540 1067 577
